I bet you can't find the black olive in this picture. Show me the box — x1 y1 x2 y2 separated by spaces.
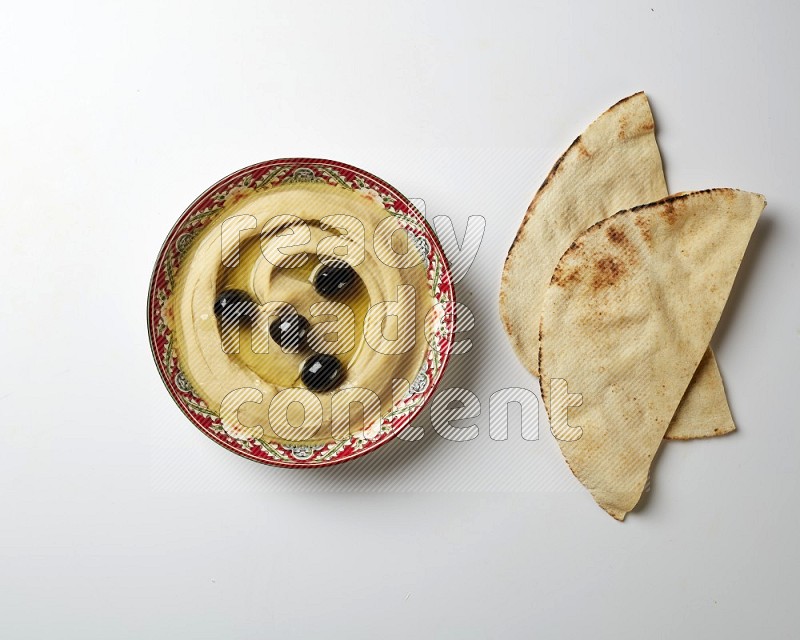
313 260 358 298
213 289 255 326
300 354 344 392
268 311 311 352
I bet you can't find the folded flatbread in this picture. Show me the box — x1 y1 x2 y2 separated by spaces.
539 189 765 519
499 92 734 439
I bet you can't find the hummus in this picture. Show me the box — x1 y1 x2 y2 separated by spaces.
170 181 435 446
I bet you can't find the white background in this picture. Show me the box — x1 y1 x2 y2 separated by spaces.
1 1 798 638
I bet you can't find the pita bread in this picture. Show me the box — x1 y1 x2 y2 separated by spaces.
499 92 734 440
539 189 765 520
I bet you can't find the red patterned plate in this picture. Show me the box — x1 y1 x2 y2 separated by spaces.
147 159 456 467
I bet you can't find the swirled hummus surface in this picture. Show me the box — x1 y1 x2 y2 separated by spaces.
170 181 435 446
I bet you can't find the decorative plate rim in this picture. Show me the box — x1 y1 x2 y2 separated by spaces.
147 158 456 468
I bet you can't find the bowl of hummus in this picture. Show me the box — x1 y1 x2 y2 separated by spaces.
148 159 456 467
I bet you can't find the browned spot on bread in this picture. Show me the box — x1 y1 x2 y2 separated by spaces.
659 201 677 225
552 263 582 287
642 119 655 132
578 140 591 158
606 225 627 244
592 256 626 289
618 114 628 140
634 215 652 246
